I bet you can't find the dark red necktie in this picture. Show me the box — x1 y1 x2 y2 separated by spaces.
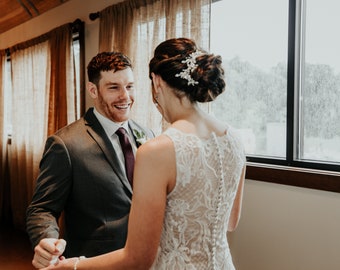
116 127 135 187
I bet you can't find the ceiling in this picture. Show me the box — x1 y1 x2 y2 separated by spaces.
0 0 69 34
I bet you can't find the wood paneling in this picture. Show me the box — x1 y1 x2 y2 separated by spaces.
0 0 69 34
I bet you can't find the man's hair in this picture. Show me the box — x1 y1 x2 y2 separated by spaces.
87 52 132 86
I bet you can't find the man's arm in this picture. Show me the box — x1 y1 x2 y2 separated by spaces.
26 135 72 251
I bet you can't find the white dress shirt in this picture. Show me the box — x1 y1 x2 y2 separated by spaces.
93 108 136 177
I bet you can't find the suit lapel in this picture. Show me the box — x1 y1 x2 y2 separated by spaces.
84 109 133 194
128 120 153 148
128 121 140 147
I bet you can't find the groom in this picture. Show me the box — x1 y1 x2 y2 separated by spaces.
26 52 154 268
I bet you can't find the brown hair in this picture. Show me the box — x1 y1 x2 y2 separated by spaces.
149 38 225 102
87 52 132 87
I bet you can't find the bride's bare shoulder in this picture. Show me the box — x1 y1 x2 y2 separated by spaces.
137 134 173 157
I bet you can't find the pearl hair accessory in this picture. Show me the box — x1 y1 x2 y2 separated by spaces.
175 50 203 86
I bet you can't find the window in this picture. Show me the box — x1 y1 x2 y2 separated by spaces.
4 54 12 136
211 0 288 158
4 35 83 138
72 38 82 119
298 0 340 165
210 0 340 192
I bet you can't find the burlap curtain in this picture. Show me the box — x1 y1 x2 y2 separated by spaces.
99 0 211 134
0 50 6 221
6 23 76 229
48 24 76 135
99 1 134 55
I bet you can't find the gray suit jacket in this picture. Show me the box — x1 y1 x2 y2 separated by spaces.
26 108 154 257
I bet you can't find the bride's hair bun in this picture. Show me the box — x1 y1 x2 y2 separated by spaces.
149 38 225 103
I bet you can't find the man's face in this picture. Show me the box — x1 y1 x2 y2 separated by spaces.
90 68 135 123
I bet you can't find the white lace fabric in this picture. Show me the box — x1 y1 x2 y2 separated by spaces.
150 127 246 270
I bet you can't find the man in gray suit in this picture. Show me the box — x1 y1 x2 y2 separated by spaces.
26 52 154 268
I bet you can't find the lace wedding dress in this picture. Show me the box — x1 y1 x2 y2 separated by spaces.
150 127 246 270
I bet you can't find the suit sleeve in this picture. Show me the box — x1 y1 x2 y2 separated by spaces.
26 135 72 248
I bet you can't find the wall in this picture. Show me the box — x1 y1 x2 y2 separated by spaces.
1 1 340 269
228 180 340 270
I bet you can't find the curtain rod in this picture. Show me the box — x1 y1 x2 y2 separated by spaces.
89 12 100 21
4 19 83 57
71 18 83 32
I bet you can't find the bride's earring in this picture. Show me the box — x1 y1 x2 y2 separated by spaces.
153 94 159 105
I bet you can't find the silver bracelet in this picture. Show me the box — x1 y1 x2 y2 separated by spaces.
74 256 86 270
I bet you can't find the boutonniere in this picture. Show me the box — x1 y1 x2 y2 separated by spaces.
133 129 148 146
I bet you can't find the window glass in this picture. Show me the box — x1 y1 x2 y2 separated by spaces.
210 0 289 158
73 39 81 119
299 0 340 163
4 58 12 135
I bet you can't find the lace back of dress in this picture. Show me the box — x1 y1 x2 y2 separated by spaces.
151 128 243 270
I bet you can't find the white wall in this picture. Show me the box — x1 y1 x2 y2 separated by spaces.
228 180 340 270
1 1 340 269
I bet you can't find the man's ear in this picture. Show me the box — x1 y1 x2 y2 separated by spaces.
88 82 98 98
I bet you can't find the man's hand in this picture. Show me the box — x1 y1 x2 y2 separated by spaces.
32 238 66 269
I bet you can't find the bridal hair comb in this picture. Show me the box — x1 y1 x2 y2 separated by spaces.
175 50 203 86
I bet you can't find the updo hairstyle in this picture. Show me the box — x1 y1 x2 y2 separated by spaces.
149 38 225 103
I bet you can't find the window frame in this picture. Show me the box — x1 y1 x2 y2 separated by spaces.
230 0 340 192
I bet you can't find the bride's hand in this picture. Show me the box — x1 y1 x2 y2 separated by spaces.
41 257 78 270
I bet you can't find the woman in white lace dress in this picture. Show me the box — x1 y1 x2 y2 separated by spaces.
43 38 246 270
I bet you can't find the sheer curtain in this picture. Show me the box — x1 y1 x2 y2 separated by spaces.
99 0 211 134
10 41 50 229
8 23 76 229
99 1 134 55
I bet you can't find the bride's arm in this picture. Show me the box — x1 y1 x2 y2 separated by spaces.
228 165 246 232
122 135 176 268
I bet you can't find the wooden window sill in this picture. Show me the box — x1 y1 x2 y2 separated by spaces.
245 162 340 193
